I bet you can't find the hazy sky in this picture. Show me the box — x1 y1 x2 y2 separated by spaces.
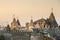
0 0 60 26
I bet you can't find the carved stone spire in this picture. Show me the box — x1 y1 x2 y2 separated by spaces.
13 14 16 22
49 8 58 27
31 16 33 23
17 17 21 26
51 8 53 13
30 16 33 26
49 8 55 21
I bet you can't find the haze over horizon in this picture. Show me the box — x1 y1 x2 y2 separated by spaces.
0 0 60 26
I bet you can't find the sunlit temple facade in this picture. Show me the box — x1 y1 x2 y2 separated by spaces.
10 17 21 30
0 8 59 40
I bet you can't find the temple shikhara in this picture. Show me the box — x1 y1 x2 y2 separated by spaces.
0 8 60 40
10 8 58 30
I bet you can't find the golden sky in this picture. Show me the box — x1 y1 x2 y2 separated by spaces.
0 0 60 26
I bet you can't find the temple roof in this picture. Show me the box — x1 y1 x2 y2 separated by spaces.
34 18 46 24
17 19 21 26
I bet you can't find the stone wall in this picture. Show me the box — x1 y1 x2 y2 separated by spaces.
0 30 31 40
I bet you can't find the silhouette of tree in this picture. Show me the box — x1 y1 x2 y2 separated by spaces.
6 24 11 31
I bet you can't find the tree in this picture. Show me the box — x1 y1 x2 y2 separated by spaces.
6 24 11 31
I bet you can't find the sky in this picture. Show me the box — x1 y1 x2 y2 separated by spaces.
0 0 60 26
